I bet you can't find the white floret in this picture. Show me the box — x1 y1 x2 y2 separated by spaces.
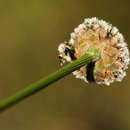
111 27 118 35
58 43 65 53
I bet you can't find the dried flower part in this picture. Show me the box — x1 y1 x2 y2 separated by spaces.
58 17 130 85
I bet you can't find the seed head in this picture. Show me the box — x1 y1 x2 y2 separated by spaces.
58 17 130 85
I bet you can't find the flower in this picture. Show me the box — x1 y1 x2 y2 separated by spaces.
58 17 130 85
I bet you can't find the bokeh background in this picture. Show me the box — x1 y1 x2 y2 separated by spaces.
0 0 130 130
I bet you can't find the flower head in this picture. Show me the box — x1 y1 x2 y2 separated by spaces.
58 17 130 85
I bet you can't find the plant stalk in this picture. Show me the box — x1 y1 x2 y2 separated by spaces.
0 49 99 112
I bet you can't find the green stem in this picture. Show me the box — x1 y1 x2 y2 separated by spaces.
0 49 99 112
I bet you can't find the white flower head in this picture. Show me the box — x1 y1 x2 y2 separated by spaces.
58 17 130 86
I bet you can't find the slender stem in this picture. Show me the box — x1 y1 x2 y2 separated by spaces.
0 49 99 112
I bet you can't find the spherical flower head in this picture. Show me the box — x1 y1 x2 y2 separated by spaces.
58 17 130 86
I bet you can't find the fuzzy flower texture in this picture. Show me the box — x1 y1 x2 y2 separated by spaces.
58 17 130 85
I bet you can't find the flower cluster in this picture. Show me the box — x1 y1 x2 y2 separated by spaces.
58 17 130 85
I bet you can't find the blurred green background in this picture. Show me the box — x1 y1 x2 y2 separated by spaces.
0 0 130 130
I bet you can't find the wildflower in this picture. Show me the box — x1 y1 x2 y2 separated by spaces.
58 17 130 85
